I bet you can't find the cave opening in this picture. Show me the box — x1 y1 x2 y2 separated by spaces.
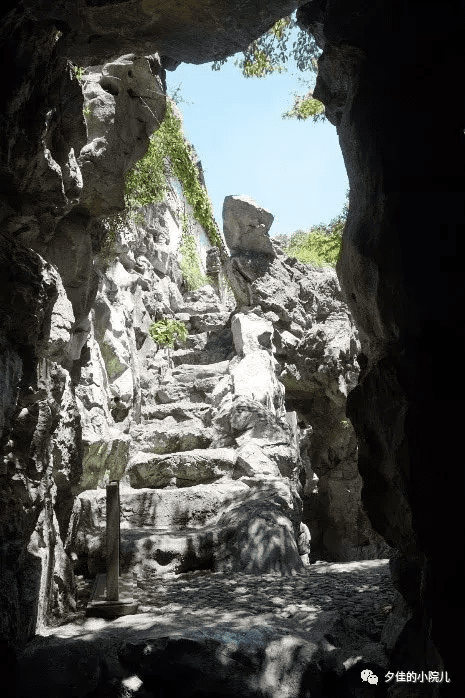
1 1 463 696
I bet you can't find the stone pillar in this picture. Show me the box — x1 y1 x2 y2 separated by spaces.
106 481 120 602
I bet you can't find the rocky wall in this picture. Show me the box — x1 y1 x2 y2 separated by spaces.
1 1 463 693
297 0 465 691
222 194 391 563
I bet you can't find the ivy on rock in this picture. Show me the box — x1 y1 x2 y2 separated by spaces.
99 99 223 268
178 213 214 291
125 100 222 247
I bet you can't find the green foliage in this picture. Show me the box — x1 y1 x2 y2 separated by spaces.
83 104 92 118
124 100 222 248
179 214 214 291
211 12 322 121
148 318 188 348
97 214 123 266
285 229 342 268
98 99 222 267
212 13 319 77
158 102 223 248
124 124 168 210
73 65 86 82
240 48 286 78
168 83 194 107
282 93 325 123
275 194 348 268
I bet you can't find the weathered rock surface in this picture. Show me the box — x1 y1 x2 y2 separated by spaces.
43 184 315 589
2 0 461 690
127 448 238 489
16 583 392 698
66 474 305 578
223 194 276 257
79 55 166 216
296 0 465 687
224 201 390 564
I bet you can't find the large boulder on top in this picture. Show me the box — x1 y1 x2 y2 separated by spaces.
223 195 276 257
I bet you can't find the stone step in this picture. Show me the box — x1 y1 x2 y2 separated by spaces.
69 480 250 533
140 400 211 423
187 311 231 334
155 360 230 404
170 348 231 367
167 360 230 382
66 481 251 575
127 447 237 488
129 419 213 455
67 477 305 578
183 332 209 350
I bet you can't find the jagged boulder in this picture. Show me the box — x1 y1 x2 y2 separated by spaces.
214 476 304 575
223 200 390 562
231 312 274 355
223 194 276 257
127 448 238 489
234 442 281 478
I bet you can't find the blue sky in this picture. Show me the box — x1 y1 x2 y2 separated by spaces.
165 35 349 238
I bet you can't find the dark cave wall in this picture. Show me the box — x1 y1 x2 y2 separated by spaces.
298 0 465 690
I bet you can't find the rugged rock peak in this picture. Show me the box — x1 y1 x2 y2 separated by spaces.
222 197 390 562
223 194 276 257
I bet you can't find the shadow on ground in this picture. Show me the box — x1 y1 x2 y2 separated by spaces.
16 561 401 698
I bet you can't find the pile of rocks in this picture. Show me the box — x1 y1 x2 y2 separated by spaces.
66 278 309 578
223 195 391 562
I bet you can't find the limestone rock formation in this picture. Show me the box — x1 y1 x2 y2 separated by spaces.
223 196 391 563
1 0 462 691
66 272 306 579
223 194 276 257
79 55 166 216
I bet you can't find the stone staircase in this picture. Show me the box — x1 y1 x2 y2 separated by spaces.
66 287 308 580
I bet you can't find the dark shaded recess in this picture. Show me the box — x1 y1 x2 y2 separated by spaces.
298 1 465 691
118 638 265 698
85 0 128 6
100 76 120 96
0 639 18 698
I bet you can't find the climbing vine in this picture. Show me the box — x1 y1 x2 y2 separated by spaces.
99 99 223 264
158 102 223 247
178 212 214 291
124 100 222 247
